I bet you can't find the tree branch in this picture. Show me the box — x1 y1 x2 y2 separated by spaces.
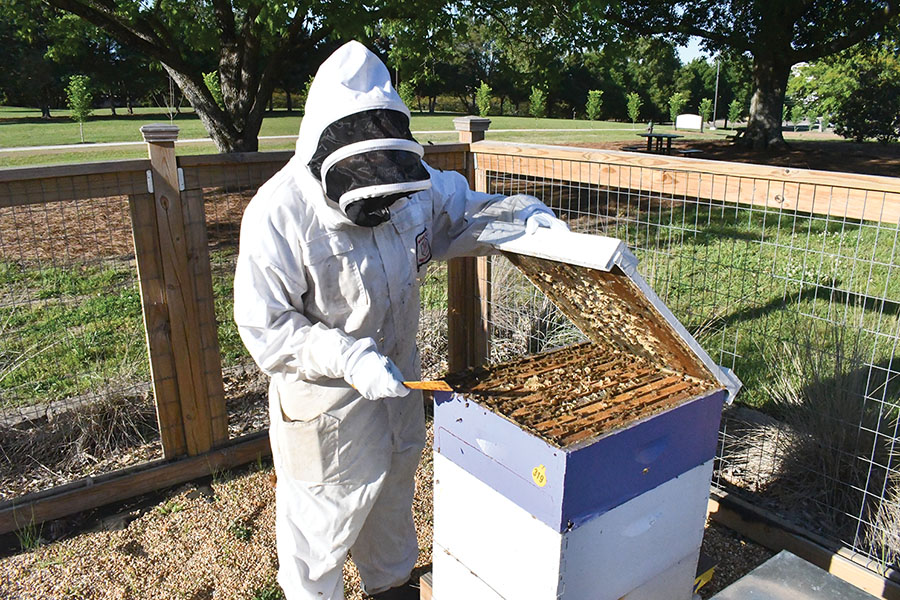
793 3 897 62
42 0 188 72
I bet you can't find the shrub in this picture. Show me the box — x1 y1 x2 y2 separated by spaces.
585 90 603 121
529 86 547 118
668 91 687 123
790 104 805 131
626 92 642 125
727 99 743 126
398 81 417 112
699 98 713 125
833 69 900 143
475 81 492 117
203 71 224 109
66 75 93 143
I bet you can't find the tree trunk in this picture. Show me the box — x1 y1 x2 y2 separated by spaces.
286 89 293 113
41 105 52 119
165 65 261 153
126 97 134 115
745 56 792 150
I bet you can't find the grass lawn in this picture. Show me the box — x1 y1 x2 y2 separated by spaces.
0 105 734 167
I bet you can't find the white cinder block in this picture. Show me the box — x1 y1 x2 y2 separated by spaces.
433 453 713 599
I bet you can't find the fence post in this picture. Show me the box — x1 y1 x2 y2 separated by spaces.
136 124 225 456
448 117 492 372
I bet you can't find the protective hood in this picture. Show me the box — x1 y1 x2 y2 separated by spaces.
296 41 431 226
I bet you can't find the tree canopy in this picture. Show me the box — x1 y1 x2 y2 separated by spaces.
4 0 896 154
38 0 435 151
603 0 898 148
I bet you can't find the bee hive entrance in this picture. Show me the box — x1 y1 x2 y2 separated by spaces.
446 342 718 448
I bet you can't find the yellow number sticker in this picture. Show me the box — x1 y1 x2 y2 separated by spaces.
532 464 547 487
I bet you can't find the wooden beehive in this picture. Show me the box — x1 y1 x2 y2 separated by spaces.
432 229 741 600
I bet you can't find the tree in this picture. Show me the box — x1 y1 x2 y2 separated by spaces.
606 0 898 150
0 1 68 117
668 91 687 123
476 81 492 116
699 97 713 125
727 98 743 126
676 57 716 113
586 89 603 120
397 81 417 112
789 43 900 141
66 74 92 142
626 91 642 125
624 37 681 120
830 48 900 143
790 104 805 131
44 0 434 152
529 86 547 118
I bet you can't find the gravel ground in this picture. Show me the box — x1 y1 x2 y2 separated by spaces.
0 419 772 600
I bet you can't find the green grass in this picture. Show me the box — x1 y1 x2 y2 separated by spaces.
0 259 148 408
609 201 900 408
0 105 735 167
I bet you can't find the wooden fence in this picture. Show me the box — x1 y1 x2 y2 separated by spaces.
2 121 900 596
0 121 473 536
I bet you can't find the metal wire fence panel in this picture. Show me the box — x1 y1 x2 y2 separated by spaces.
473 148 900 573
0 171 161 501
184 157 288 441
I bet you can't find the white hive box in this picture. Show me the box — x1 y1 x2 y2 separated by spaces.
431 228 740 599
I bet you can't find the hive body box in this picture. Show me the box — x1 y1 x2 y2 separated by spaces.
431 228 741 600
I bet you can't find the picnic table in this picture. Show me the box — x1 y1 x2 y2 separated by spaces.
638 132 683 154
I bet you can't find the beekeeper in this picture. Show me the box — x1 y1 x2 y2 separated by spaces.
233 41 566 600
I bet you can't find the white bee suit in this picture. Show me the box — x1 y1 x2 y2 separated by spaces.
234 41 557 600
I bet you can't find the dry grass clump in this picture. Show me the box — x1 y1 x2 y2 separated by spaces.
486 257 584 365
0 394 159 500
762 320 900 567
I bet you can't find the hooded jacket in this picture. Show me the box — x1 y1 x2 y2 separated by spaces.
234 41 550 394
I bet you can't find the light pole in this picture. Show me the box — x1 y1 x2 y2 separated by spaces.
711 56 720 130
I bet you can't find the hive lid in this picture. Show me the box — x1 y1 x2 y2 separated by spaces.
478 224 741 402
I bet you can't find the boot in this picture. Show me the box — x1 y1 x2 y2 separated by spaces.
366 579 420 600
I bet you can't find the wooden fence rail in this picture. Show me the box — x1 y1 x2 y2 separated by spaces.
471 141 900 225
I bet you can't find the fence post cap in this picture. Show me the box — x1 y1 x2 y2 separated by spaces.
453 116 491 132
140 123 180 143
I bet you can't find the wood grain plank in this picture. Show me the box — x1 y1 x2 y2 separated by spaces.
183 188 228 445
473 142 900 225
128 192 186 458
147 141 213 455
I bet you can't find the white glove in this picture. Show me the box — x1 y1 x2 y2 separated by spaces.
342 338 410 400
525 211 569 235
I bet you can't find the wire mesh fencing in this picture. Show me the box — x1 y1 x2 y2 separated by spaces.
183 156 289 441
0 169 161 502
475 149 900 573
